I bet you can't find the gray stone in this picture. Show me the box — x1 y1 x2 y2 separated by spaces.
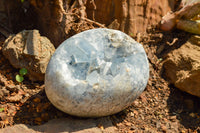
0 117 117 133
2 30 55 81
45 28 149 117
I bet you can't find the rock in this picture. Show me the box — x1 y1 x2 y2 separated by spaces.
0 117 117 133
163 35 200 97
2 30 55 81
45 28 149 117
0 124 35 133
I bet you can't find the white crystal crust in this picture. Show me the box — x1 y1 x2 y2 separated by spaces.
45 28 149 117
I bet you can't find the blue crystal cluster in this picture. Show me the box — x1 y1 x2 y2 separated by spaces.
45 28 149 117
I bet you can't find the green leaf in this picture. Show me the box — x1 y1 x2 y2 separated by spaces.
21 0 24 3
16 74 24 82
0 108 4 112
158 58 163 61
19 68 28 76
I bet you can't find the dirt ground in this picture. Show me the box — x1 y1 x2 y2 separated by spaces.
0 25 200 133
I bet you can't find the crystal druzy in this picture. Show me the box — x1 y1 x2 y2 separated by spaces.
45 28 149 117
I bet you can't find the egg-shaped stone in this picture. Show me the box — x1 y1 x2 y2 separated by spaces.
45 28 149 117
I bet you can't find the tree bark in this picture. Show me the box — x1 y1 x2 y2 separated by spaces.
86 0 175 34
3 0 175 47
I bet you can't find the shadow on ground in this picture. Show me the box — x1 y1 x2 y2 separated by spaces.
167 85 200 131
155 30 191 58
12 89 122 132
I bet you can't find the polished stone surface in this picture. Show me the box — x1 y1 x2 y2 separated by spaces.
45 28 149 117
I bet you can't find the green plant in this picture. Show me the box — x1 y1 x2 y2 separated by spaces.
16 68 28 82
158 58 163 61
0 108 4 112
21 0 25 3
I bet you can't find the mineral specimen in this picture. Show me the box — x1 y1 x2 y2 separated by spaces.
45 28 149 117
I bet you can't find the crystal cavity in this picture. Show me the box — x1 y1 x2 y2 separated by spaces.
45 28 149 117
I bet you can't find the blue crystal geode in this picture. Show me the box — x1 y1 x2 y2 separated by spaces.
45 28 149 117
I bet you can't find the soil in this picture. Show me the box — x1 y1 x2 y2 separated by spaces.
0 1 200 133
